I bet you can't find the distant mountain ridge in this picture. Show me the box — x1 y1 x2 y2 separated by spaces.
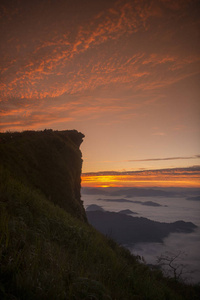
82 187 200 198
86 210 197 245
82 187 177 197
0 130 199 299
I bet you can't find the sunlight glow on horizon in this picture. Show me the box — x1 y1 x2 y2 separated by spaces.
81 170 200 188
0 0 199 178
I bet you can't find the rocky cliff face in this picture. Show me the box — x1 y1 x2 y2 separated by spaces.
0 129 86 221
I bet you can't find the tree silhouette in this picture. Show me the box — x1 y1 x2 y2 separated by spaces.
157 251 189 281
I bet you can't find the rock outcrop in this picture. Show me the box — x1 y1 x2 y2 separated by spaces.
0 129 86 221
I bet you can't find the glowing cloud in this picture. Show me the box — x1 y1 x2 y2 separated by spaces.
82 166 200 188
0 0 199 177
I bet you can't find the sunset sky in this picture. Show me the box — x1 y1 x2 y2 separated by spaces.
0 0 200 187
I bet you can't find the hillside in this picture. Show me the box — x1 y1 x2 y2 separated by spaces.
0 130 199 300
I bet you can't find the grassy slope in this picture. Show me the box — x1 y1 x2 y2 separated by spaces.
0 131 199 300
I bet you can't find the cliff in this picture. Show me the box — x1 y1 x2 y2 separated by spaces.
0 130 199 300
0 129 86 221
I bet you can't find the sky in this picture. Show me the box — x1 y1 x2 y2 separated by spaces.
0 0 200 187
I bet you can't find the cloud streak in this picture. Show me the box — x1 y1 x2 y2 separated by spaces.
81 166 200 188
0 0 199 183
82 165 200 176
0 0 199 102
127 155 200 162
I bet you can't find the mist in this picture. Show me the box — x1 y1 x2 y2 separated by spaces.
82 187 200 283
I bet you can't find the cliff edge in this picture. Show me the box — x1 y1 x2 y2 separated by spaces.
0 129 86 221
0 130 199 299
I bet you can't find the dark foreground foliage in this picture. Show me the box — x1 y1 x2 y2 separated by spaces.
0 130 199 299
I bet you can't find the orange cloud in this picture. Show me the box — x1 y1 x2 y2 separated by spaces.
1 46 199 131
1 3 198 102
0 0 199 132
82 166 200 188
0 0 171 100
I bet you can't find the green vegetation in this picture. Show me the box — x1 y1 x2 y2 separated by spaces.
0 130 199 299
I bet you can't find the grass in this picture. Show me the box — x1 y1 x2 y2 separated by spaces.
0 130 200 299
1 167 200 299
